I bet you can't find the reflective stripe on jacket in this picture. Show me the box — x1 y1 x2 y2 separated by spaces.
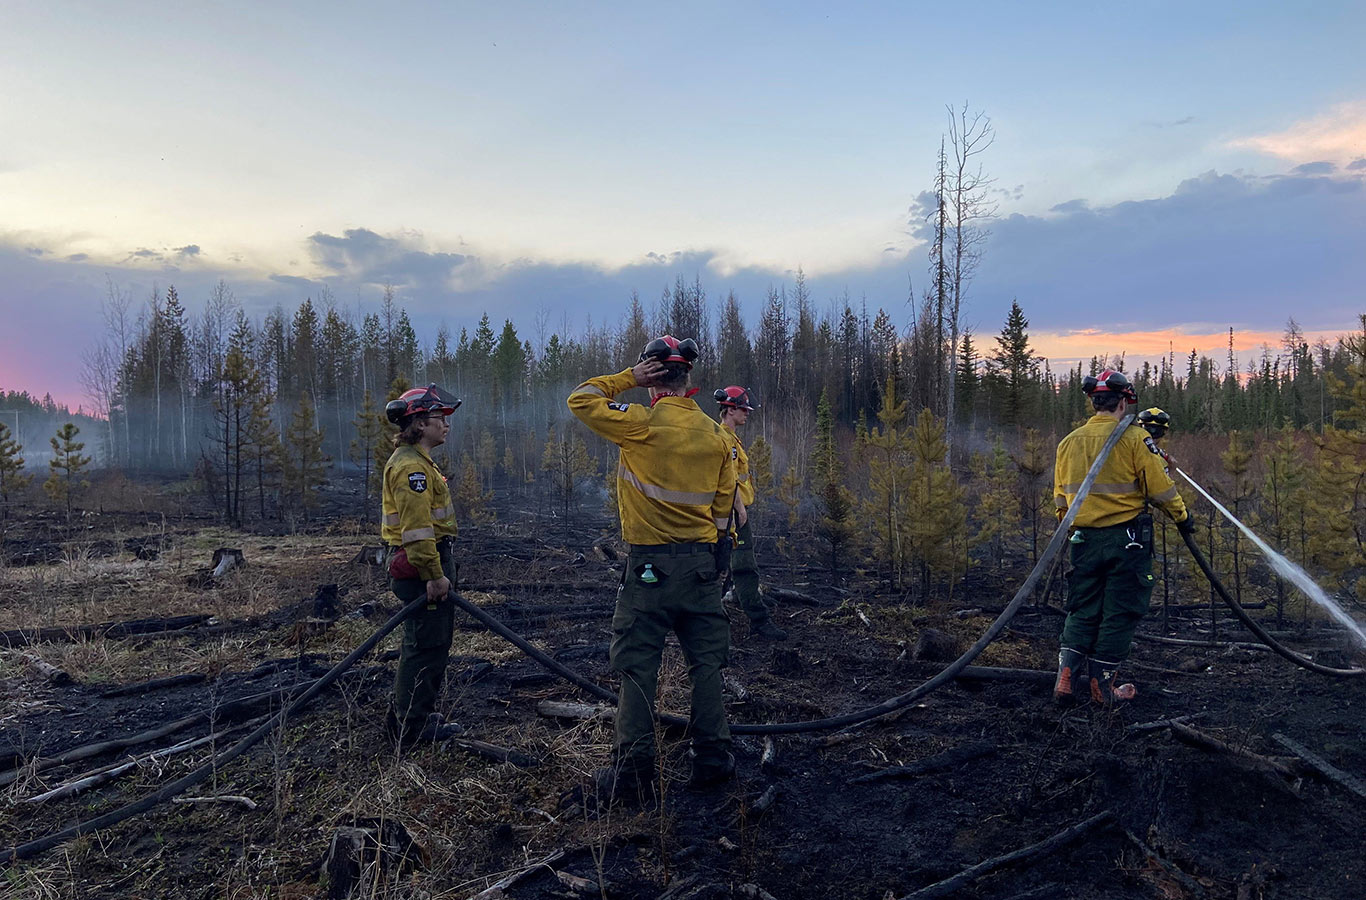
1054 414 1188 529
380 443 457 580
568 369 736 545
721 422 755 507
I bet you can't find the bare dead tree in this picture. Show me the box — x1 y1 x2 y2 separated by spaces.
944 103 996 450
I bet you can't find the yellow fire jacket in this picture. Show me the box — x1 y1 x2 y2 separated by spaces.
569 369 736 545
380 443 457 581
1054 414 1189 529
721 422 754 507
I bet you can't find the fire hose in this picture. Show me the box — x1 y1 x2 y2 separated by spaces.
0 419 1133 865
23 413 1353 864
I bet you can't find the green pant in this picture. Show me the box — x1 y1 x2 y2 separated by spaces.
1060 517 1156 661
390 543 457 729
610 546 731 771
732 519 769 624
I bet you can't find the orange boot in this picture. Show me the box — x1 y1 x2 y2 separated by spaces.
1088 658 1137 705
1052 647 1088 704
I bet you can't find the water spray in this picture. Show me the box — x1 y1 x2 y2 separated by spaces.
1176 466 1366 649
1171 468 1365 677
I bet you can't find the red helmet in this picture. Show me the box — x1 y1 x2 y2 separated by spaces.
1081 369 1137 403
713 386 758 411
385 383 461 425
639 335 699 369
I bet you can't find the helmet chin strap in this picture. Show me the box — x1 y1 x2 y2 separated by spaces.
650 387 700 407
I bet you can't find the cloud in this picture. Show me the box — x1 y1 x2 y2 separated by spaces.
125 248 163 262
25 247 45 256
174 244 201 257
1049 199 1088 214
1232 101 1366 166
268 273 320 289
1349 158 1366 171
65 253 88 262
307 228 474 291
1292 161 1336 175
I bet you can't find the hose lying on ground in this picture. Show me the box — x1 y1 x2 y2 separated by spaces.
1179 531 1364 677
455 415 1139 735
0 595 430 865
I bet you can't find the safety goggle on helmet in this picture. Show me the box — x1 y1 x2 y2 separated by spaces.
385 383 462 425
1137 407 1171 431
713 386 758 411
639 335 699 369
1081 369 1138 403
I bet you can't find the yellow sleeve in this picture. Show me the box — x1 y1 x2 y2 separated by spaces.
712 449 737 533
1137 434 1189 523
567 369 649 446
389 461 443 581
1053 440 1068 521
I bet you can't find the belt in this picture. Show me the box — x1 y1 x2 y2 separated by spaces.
628 542 714 555
1077 513 1151 532
386 536 454 549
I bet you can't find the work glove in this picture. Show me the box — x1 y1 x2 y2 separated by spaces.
713 530 733 577
1175 515 1196 537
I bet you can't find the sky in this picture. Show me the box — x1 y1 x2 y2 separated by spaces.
2 1 1364 407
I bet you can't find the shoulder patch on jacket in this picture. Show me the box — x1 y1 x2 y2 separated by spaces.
607 401 629 411
1143 436 1162 456
731 446 738 460
407 471 428 493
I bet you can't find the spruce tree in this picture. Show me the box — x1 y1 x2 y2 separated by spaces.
906 409 966 598
812 390 853 573
1014 428 1051 563
45 423 91 518
746 436 774 509
1219 431 1255 605
453 453 492 522
990 299 1038 426
1264 426 1307 626
541 425 596 520
0 421 31 520
350 389 388 521
246 388 282 522
283 391 329 521
971 438 1016 579
859 376 912 586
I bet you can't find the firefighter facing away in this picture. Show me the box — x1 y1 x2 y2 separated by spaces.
568 335 738 802
381 384 465 747
1053 372 1193 705
715 386 787 640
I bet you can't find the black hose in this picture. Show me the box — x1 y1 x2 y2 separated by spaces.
0 595 429 865
1179 530 1364 677
458 415 1138 735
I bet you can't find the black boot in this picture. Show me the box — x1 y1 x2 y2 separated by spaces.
750 618 788 641
689 751 736 789
1087 658 1137 706
1052 647 1087 704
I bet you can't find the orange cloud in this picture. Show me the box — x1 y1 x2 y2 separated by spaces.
1231 102 1366 166
1030 325 1349 371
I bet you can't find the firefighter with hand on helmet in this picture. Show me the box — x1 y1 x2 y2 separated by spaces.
715 385 786 640
1053 371 1193 706
568 335 738 805
381 384 464 748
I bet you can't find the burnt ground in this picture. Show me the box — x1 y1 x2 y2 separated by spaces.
1 493 1365 900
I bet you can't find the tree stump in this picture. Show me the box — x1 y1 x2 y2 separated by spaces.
321 817 425 900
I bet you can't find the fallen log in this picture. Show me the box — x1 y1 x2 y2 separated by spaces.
1271 733 1366 801
171 794 257 811
0 614 213 649
897 810 1114 900
0 669 381 788
850 740 997 785
1121 829 1209 899
449 739 540 768
99 672 207 698
1125 713 1205 735
1133 633 1272 652
467 849 567 900
537 700 615 722
1170 723 1301 781
765 587 826 607
21 651 73 685
23 717 267 804
554 870 600 895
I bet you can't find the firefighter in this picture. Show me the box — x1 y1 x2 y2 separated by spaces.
381 383 463 748
1137 407 1173 463
715 386 786 640
1053 371 1193 705
568 335 738 803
